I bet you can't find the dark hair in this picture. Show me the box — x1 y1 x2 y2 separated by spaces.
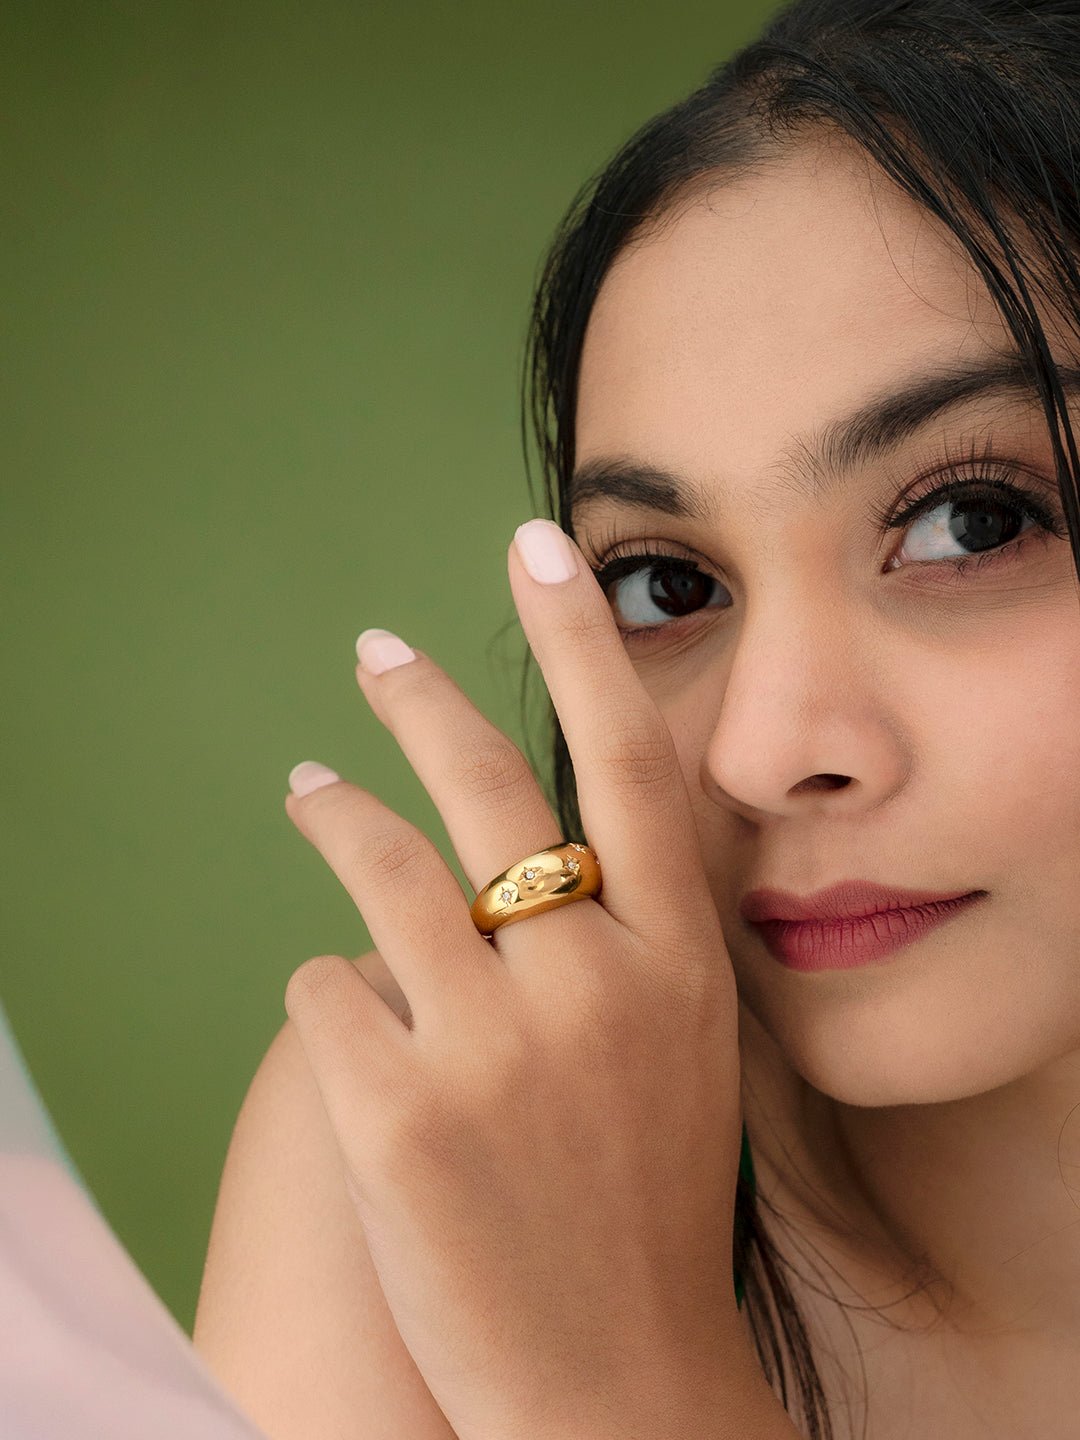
511 1 1080 1435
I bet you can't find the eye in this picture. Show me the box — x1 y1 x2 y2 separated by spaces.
588 541 730 642
586 466 1068 646
879 471 1064 575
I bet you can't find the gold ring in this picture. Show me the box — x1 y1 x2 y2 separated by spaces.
469 841 602 938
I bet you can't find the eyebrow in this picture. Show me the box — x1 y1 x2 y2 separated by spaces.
567 354 1080 524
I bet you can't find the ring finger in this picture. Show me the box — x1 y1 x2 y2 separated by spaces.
353 629 577 934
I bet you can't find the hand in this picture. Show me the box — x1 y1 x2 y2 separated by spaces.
282 519 753 1440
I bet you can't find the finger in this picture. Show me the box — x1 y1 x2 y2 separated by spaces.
284 766 492 1024
353 946 414 1028
352 631 565 895
285 952 405 1085
283 952 409 1163
506 519 715 948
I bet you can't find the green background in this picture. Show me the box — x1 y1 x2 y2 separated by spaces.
1 0 774 1334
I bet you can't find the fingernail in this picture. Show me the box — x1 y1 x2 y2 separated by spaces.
289 760 340 796
514 518 578 584
356 627 416 674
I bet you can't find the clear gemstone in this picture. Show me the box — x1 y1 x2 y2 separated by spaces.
566 858 580 872
499 886 514 905
522 867 538 880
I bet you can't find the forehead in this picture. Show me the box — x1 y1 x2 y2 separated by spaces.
575 136 1015 483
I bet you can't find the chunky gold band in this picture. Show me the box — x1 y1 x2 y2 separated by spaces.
469 841 602 939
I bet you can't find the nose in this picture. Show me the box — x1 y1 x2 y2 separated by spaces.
700 592 910 821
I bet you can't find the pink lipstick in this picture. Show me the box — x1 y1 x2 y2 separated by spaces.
739 880 988 972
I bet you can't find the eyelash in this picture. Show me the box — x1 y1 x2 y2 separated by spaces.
587 466 1069 646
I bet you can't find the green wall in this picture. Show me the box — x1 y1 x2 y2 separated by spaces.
1 0 776 1333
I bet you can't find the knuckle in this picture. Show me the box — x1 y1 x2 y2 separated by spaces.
285 953 345 1012
592 711 681 792
365 826 430 883
450 737 532 809
560 602 614 651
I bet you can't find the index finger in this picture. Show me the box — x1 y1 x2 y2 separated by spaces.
509 518 716 949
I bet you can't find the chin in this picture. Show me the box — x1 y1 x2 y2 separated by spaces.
736 950 1080 1109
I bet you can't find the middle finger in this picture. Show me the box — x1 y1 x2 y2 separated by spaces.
353 629 567 903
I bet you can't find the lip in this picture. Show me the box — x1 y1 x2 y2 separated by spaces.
740 881 988 972
740 879 984 924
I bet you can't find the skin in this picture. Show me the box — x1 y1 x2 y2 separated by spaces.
284 546 804 1438
571 130 1080 1432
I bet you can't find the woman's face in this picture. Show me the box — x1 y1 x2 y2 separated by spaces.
571 134 1080 1110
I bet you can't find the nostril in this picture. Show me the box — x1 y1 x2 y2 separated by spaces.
792 773 852 794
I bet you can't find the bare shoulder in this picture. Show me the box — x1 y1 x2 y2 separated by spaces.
192 951 449 1439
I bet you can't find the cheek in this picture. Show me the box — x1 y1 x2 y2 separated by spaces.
659 597 1080 1107
951 607 1080 907
661 593 1080 895
659 593 1080 979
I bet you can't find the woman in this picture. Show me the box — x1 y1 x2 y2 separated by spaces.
193 3 1080 1437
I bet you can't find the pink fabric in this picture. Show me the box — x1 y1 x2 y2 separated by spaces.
0 1001 267 1438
